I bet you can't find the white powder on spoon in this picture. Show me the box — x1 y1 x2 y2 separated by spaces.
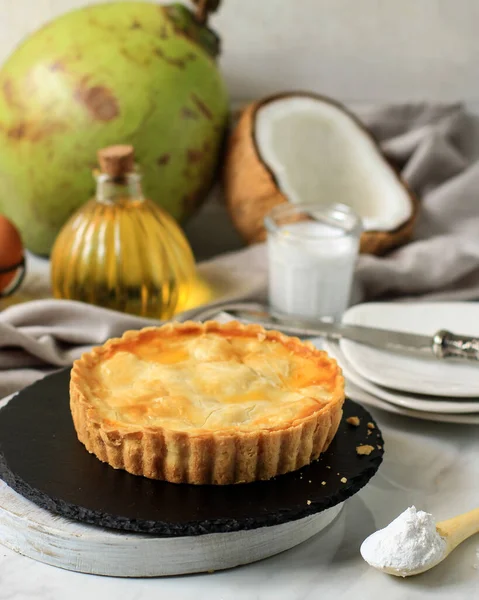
360 506 447 577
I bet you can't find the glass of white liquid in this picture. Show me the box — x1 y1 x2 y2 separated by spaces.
265 203 362 320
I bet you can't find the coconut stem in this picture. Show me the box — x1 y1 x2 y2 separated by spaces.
195 0 209 24
193 0 221 25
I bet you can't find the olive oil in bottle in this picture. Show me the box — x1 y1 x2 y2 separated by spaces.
51 145 197 318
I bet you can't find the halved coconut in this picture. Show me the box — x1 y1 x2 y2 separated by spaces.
224 93 418 255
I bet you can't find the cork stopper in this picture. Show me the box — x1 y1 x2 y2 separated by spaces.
98 145 135 178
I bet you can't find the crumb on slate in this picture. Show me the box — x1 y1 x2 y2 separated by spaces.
377 444 382 450
326 465 331 469
356 444 375 456
307 500 312 505
367 430 372 436
346 416 360 427
340 477 347 483
321 481 326 485
367 422 375 430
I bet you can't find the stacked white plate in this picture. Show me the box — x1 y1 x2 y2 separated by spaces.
322 302 479 425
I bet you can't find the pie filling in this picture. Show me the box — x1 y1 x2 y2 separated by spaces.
86 329 339 434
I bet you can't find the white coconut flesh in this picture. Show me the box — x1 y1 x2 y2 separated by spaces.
255 96 412 232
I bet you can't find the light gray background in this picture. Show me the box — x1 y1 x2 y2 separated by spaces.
0 0 476 106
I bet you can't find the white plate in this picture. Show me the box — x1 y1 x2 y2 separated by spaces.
325 341 479 414
340 302 479 397
344 381 479 425
0 478 343 577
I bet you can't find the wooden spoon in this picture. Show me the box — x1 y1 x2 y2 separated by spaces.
363 507 479 577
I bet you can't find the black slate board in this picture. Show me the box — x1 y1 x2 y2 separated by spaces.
0 368 384 537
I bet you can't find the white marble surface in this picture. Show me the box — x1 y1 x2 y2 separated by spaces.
0 407 478 599
1 249 479 597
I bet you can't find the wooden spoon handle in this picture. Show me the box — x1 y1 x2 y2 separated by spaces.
436 507 479 549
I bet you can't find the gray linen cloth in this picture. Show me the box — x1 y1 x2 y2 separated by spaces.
1 103 479 398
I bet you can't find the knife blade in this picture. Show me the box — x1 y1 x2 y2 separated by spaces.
194 302 479 362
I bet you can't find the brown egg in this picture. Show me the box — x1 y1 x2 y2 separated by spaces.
0 215 24 294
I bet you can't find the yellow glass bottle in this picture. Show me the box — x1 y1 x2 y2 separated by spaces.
51 145 197 319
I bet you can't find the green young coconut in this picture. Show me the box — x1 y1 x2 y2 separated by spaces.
0 1 228 255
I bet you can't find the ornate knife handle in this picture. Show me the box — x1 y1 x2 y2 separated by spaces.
432 330 479 361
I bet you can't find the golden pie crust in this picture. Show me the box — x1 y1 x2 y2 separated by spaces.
70 321 345 485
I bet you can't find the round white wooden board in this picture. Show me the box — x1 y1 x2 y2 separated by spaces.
0 479 343 577
0 390 344 576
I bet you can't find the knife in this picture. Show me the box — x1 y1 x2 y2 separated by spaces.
194 302 479 362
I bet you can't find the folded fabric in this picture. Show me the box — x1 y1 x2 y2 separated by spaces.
0 301 156 397
2 102 479 398
354 103 479 300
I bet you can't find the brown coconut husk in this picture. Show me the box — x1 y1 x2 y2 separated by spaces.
223 92 419 256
